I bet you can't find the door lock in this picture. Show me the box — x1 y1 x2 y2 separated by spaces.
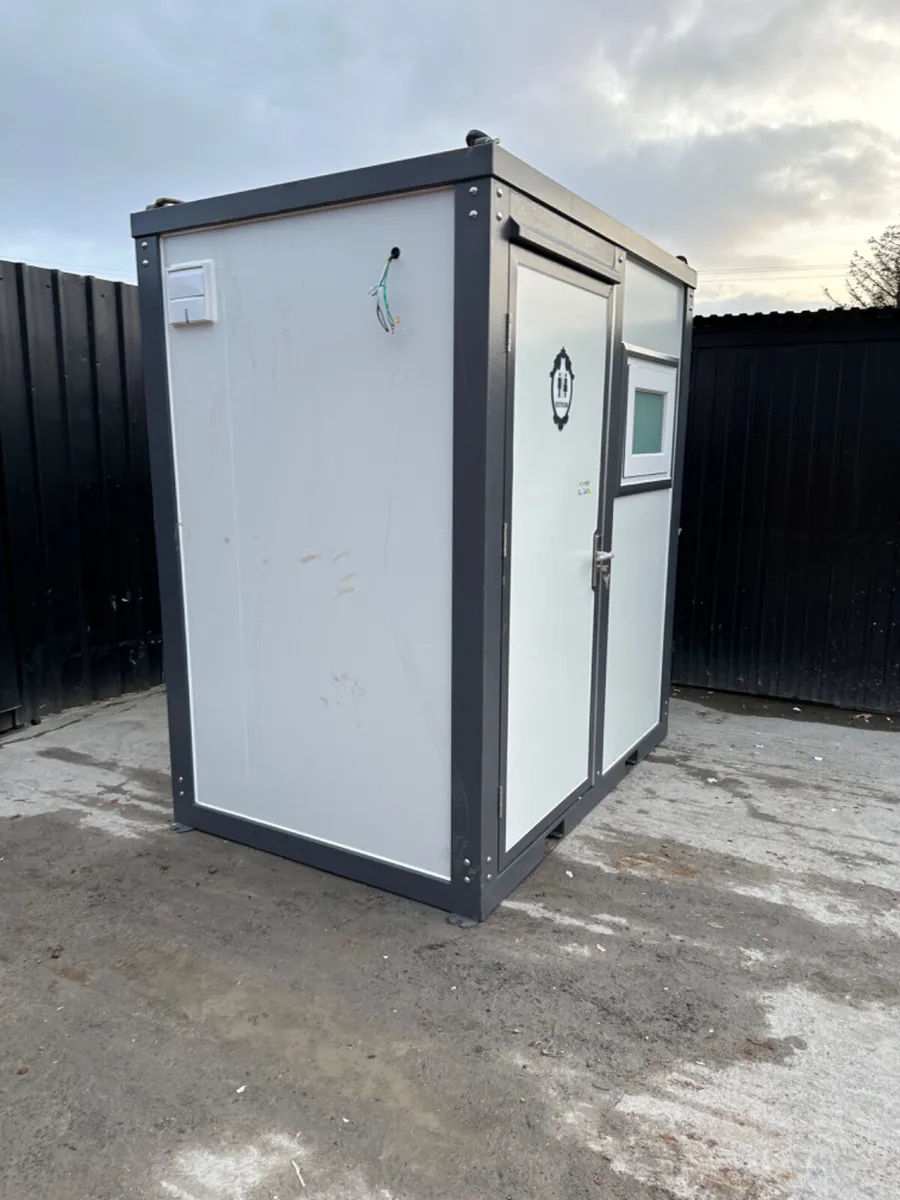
592 535 615 590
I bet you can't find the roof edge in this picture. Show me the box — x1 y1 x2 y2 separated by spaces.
131 141 697 287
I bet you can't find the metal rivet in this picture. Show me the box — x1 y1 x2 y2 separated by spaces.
486 856 492 864
141 241 148 249
463 859 471 867
617 251 626 263
141 259 149 267
468 210 478 219
178 790 184 797
496 187 503 197
495 211 503 221
464 876 471 884
469 185 478 195
178 776 184 783
487 874 493 880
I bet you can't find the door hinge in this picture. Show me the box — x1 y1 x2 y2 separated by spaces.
502 521 508 558
498 784 504 819
505 312 512 354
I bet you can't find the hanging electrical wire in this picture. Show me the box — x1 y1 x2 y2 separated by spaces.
370 247 401 333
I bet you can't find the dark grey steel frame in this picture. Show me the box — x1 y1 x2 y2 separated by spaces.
133 143 696 922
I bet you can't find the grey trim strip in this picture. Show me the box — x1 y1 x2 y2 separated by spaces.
135 237 196 816
590 269 626 781
476 179 513 887
617 478 672 497
182 803 461 915
448 179 507 901
131 142 697 291
659 289 696 723
623 343 681 366
602 294 630 528
132 145 494 238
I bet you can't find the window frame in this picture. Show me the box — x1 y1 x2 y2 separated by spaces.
622 356 678 483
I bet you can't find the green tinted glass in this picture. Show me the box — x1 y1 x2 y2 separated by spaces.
632 389 665 454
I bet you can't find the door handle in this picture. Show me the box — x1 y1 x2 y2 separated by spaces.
592 536 615 590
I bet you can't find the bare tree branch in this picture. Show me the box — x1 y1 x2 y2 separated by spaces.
842 221 900 307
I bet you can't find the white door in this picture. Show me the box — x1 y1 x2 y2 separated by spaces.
503 254 611 855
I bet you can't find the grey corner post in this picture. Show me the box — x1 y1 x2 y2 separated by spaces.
135 234 196 825
660 282 696 730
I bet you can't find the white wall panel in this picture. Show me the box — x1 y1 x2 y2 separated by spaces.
602 489 672 772
162 190 455 879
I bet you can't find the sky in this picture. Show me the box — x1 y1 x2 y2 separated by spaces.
1 0 899 314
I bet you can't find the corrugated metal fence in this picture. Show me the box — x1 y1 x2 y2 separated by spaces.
673 307 900 714
0 261 161 729
3 266 898 726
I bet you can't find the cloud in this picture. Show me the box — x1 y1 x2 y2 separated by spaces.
625 0 900 131
1 0 898 310
587 120 900 255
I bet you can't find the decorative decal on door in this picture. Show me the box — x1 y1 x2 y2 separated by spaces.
550 347 574 430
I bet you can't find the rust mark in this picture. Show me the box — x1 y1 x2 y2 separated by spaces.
699 1165 766 1198
614 851 697 879
60 965 89 984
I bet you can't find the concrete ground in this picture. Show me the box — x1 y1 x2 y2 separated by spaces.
1 691 898 1200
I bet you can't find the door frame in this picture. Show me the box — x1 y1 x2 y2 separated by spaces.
497 243 618 869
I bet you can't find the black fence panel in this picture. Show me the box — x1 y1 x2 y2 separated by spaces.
673 307 900 714
0 261 162 728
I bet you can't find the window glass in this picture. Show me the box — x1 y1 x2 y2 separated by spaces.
623 261 685 358
632 389 665 455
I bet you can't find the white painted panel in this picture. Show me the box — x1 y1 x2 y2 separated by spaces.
162 189 455 879
623 260 685 358
602 489 672 772
505 264 608 852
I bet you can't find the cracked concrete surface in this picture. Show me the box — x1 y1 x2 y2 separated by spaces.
1 690 898 1199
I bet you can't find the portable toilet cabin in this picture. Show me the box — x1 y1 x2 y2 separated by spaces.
133 134 696 922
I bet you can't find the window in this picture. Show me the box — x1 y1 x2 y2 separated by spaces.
623 359 677 482
632 389 665 454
